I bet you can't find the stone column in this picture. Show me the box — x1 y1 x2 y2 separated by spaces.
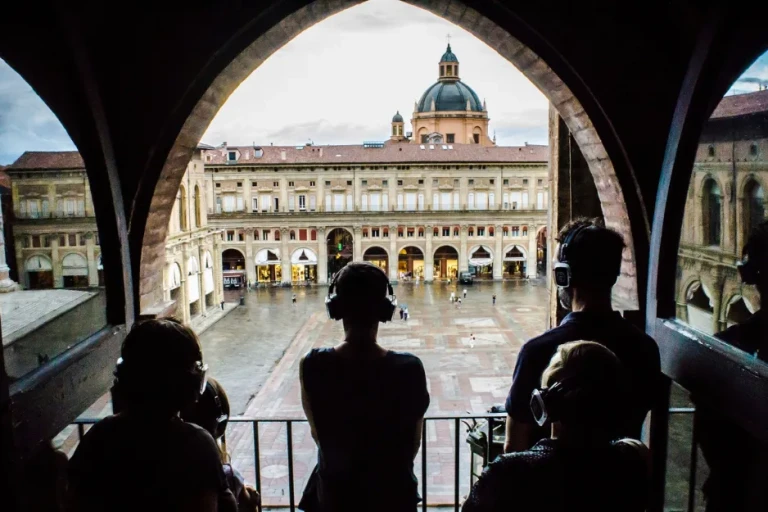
495 172 503 211
388 179 397 212
180 246 191 324
213 232 224 305
353 225 363 262
460 178 468 210
388 224 398 281
0 193 18 292
84 180 94 217
15 239 25 288
243 180 252 214
493 224 503 280
47 184 56 215
85 232 98 287
425 224 434 282
425 177 433 210
459 225 469 272
280 178 288 213
280 227 291 285
354 175 362 212
51 235 63 288
317 180 325 213
318 227 328 285
197 243 207 317
527 226 538 278
244 230 256 286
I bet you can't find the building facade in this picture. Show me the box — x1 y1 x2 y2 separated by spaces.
676 89 768 334
7 148 225 324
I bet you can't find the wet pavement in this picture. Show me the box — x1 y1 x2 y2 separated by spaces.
204 279 550 507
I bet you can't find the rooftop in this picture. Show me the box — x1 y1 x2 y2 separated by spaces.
711 89 768 119
8 151 84 171
206 143 548 166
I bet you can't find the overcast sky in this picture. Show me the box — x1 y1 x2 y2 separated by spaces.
2 0 768 165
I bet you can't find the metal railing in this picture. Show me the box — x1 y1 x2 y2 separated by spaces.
72 408 700 512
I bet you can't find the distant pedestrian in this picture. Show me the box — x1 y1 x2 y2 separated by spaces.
463 289 467 299
404 308 409 322
450 291 456 303
400 307 405 320
469 333 476 349
457 298 462 309
493 294 496 306
220 301 225 310
292 294 297 305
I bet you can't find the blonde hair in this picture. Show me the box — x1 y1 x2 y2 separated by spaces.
541 340 622 388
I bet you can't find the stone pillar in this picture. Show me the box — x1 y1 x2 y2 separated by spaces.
493 224 503 280
85 232 98 287
51 235 63 288
0 193 18 292
459 225 469 272
213 233 224 305
180 247 191 324
47 184 56 215
244 230 256 286
318 227 328 285
460 178 468 210
317 180 325 213
197 244 207 317
354 175 362 212
388 179 397 212
280 227 291 285
388 224 398 281
527 226 538 278
425 177 433 210
15 239 25 288
495 172 503 211
353 225 362 262
84 180 94 217
425 224 434 282
244 180 252 214
280 178 288 213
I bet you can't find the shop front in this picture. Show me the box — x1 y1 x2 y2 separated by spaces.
503 246 527 278
398 247 424 281
468 246 494 279
26 254 53 289
223 270 244 289
255 248 282 284
363 246 389 275
291 248 318 284
62 253 89 288
433 246 459 280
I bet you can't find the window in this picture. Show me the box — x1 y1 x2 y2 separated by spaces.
468 228 474 237
538 179 543 186
237 182 242 188
59 235 66 246
418 194 425 210
478 227 485 237
372 228 380 238
347 180 352 186
273 181 279 187
473 133 480 144
363 229 369 238
468 179 474 185
298 195 306 211
512 226 520 237
274 197 279 211
468 192 475 209
703 178 722 246
238 232 244 242
325 180 331 186
252 197 258 212
433 228 439 237
346 194 353 211
490 179 495 185
310 181 315 186
274 230 281 241
745 180 765 238
228 151 236 161
263 231 269 241
418 179 424 185
289 231 296 241
398 229 404 238
32 235 41 248
362 180 367 186
453 192 460 210
397 180 403 186
361 194 368 211
22 237 30 248
489 193 495 209
503 179 509 185
750 143 758 156
309 195 316 211
454 178 459 186
418 229 424 237
708 145 715 157
443 227 450 237
453 228 459 237
489 227 494 237
503 227 509 237
407 228 414 238
311 230 317 241
288 194 295 211
79 235 86 246
68 234 77 246
421 134 428 143
537 192 545 210
523 179 529 185
254 230 260 241
252 181 258 186
216 183 221 188
522 226 528 237
236 196 244 212
447 133 455 143
226 230 234 241
433 179 438 186
383 228 389 238
397 194 404 210
288 181 294 187
382 179 388 186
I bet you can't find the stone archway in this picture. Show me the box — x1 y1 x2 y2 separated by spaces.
398 246 425 280
363 246 389 275
138 0 638 313
433 245 459 280
327 228 353 279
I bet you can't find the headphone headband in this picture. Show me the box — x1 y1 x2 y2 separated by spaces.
326 265 396 322
559 224 592 264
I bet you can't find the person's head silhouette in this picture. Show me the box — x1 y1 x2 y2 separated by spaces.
740 220 768 306
553 218 625 311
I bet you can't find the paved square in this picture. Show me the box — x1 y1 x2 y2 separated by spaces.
203 280 549 507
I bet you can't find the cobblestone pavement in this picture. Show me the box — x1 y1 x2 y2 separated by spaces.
208 280 550 507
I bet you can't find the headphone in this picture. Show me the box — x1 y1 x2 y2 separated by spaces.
553 224 592 289
529 376 599 427
204 380 229 440
737 244 761 285
113 356 208 410
325 268 397 322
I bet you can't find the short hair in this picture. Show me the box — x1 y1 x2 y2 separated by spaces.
542 340 627 429
181 377 231 462
334 262 389 317
557 218 625 288
745 220 768 270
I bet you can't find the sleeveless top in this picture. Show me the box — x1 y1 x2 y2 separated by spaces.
299 347 429 512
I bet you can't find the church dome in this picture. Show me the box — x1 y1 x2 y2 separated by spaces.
392 111 404 123
416 81 483 112
441 44 458 63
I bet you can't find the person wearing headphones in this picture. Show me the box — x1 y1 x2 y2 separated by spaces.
695 220 768 512
463 341 650 512
181 377 261 512
67 318 237 512
298 263 430 512
504 218 661 453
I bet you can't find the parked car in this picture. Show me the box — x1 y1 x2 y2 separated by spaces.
459 271 474 284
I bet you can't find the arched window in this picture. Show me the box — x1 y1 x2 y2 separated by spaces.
489 227 495 237
311 230 317 241
275 230 281 241
194 185 202 228
702 178 722 246
254 230 259 241
418 228 424 237
522 226 528 237
178 185 188 231
468 227 474 237
745 179 765 238
433 227 439 237
363 229 369 238
453 227 459 237
290 230 296 241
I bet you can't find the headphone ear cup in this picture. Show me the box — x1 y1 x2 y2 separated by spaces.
380 297 396 322
326 295 343 320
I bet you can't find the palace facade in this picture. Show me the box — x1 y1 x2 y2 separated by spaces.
676 89 768 334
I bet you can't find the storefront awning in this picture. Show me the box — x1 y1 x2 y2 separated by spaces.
255 248 281 265
291 248 318 264
503 246 526 262
469 246 493 267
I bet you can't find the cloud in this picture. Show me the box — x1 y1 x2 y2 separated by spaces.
0 60 75 165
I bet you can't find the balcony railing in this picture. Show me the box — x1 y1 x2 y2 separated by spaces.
14 212 96 220
71 407 699 511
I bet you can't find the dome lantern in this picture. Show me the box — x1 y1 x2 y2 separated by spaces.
390 110 406 142
439 44 459 81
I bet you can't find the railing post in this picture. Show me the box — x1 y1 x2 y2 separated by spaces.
286 421 296 512
422 420 427 512
454 417 460 511
252 421 261 496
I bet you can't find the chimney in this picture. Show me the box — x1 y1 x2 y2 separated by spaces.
319 147 323 157
222 141 227 147
281 150 286 161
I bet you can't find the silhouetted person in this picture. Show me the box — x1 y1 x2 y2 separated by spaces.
463 341 649 512
182 377 261 512
696 220 768 512
67 318 237 512
299 263 429 512
504 218 661 453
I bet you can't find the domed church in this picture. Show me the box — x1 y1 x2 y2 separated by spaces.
390 44 494 147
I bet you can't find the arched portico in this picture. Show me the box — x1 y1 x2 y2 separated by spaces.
290 247 318 283
24 254 53 290
398 246 424 281
363 246 389 275
433 245 459 280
